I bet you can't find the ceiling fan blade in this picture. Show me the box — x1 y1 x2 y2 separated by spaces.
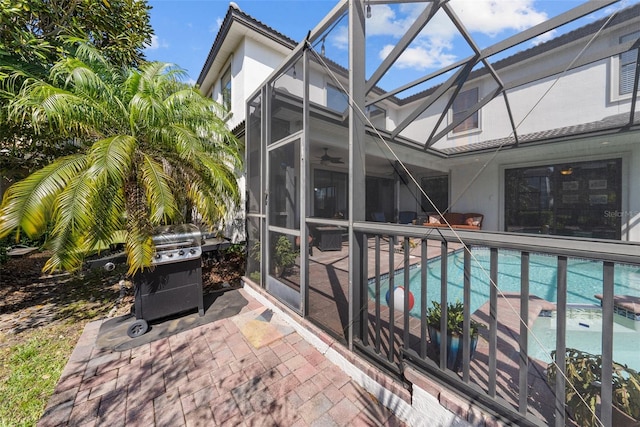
320 148 343 164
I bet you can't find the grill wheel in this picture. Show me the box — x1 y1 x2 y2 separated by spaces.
127 319 149 338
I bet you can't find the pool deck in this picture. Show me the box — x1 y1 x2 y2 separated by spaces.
595 293 640 315
39 287 409 427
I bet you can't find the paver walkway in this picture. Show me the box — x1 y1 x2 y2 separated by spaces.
39 288 406 427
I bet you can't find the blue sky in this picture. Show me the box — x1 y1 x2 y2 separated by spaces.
144 0 638 91
145 1 339 83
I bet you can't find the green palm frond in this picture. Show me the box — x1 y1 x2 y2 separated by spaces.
44 171 95 272
2 44 241 274
0 155 87 239
86 181 125 249
124 211 154 275
161 123 204 159
187 182 224 225
89 135 136 184
197 154 242 198
10 81 98 137
140 153 178 224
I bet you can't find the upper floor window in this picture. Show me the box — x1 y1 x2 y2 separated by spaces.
327 83 348 113
452 87 479 134
620 31 639 95
221 66 232 111
366 104 386 128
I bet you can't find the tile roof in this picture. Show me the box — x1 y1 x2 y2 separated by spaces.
438 112 640 155
197 4 297 85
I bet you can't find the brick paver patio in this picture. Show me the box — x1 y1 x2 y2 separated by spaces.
38 288 407 427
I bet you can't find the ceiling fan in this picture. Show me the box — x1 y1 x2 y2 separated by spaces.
319 147 344 165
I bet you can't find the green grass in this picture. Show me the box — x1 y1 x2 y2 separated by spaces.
0 265 126 427
0 323 82 426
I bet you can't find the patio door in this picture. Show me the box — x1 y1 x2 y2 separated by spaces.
266 138 302 311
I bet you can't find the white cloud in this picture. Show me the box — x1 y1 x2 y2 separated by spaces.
379 41 456 71
330 25 349 51
145 35 169 50
366 4 412 38
450 0 548 36
531 30 557 46
365 0 549 71
210 17 223 34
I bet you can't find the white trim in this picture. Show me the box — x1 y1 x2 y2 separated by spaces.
449 87 482 137
609 31 640 103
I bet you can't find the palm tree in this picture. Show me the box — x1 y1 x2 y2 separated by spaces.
0 44 242 274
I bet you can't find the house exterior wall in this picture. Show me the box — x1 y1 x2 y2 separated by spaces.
395 23 638 151
207 38 289 129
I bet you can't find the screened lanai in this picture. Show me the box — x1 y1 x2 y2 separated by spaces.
243 1 640 426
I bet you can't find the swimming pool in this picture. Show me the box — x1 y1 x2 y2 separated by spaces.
528 307 640 370
369 248 640 315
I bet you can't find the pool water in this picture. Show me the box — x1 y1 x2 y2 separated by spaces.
370 248 640 316
370 248 640 370
528 308 640 370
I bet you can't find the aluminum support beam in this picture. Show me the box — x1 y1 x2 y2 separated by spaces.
391 59 478 139
348 0 367 350
300 49 310 316
481 0 618 60
600 262 615 427
365 1 442 95
504 39 638 91
367 0 616 108
425 61 477 144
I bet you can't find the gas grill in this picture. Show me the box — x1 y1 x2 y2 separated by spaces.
128 224 204 338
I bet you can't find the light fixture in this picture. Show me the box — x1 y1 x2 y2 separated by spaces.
366 1 371 18
292 64 296 78
560 166 573 176
321 37 326 56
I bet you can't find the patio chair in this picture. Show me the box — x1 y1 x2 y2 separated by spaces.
398 211 417 224
371 212 386 222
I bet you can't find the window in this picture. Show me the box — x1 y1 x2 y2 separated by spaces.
366 104 386 128
221 66 231 111
504 159 622 239
327 84 348 113
313 170 348 219
421 175 449 214
619 31 639 95
452 87 479 133
366 176 395 222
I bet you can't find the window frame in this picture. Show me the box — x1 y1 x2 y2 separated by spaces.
503 158 623 240
451 87 480 135
326 83 348 114
610 30 640 102
221 65 232 112
619 31 639 96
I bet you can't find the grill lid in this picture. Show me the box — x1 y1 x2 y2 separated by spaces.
151 224 202 264
152 224 201 248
